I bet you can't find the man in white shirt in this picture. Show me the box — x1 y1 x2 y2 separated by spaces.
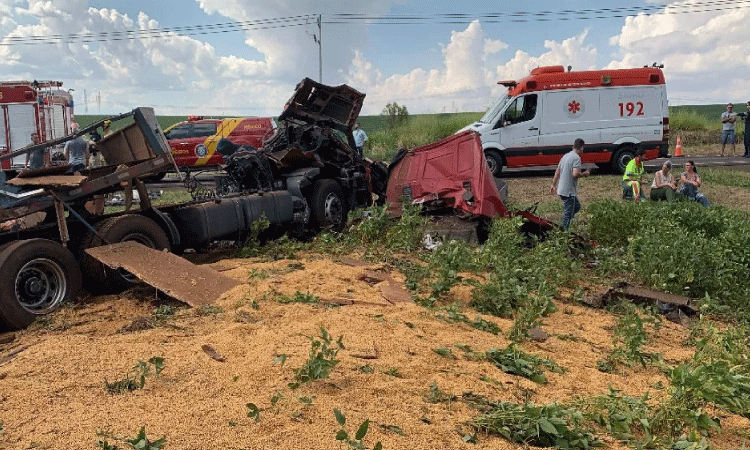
353 122 368 158
721 103 737 156
550 138 591 230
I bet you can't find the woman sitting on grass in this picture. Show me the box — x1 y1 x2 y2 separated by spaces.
650 160 678 202
679 160 710 206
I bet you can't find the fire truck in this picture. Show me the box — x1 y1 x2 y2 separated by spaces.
0 80 74 169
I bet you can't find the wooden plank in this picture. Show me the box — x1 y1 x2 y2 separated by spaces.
6 175 87 187
85 241 243 307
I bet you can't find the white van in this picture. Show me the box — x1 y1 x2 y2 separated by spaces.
460 65 669 175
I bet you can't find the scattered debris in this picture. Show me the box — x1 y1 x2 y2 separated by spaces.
527 327 550 342
584 281 697 324
118 316 155 333
201 344 226 362
0 345 29 367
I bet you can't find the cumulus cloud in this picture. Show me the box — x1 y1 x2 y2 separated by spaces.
607 1 750 103
345 22 597 114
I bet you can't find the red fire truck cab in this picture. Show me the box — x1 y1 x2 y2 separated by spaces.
0 80 74 169
163 116 275 171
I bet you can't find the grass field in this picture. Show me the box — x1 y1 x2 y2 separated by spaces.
74 103 747 162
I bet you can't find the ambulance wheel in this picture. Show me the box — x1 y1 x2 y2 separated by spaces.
485 150 504 176
80 215 170 293
0 239 81 330
310 179 348 232
611 146 636 175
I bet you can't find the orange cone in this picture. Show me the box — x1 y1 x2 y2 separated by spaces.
674 135 683 157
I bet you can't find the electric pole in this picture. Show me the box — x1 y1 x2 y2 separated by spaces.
317 14 322 83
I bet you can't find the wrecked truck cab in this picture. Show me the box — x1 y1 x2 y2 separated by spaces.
386 130 555 243
217 78 387 232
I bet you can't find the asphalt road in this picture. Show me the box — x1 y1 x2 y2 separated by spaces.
501 154 750 179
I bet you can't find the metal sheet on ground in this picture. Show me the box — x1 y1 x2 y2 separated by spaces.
85 241 243 307
7 175 87 187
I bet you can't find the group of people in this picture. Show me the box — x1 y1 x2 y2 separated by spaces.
550 140 710 230
23 120 112 172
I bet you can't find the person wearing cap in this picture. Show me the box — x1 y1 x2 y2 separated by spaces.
650 160 678 202
25 132 45 170
64 123 89 174
622 149 648 201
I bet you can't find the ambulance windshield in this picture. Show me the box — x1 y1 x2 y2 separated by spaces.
479 95 512 124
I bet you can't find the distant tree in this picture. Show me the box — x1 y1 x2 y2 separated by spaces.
381 102 409 129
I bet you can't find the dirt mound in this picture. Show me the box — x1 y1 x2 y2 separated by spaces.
0 254 746 449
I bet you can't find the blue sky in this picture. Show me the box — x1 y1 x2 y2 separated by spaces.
1 0 748 116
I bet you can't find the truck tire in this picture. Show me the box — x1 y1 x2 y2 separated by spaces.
143 171 167 183
611 146 636 175
485 150 504 176
0 239 81 330
80 214 170 293
310 179 348 231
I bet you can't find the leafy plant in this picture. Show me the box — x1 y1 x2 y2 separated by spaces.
473 401 601 449
277 291 320 304
605 302 662 368
104 357 165 394
289 327 344 389
96 426 166 450
485 345 564 384
334 409 383 450
424 382 456 404
246 403 260 422
432 347 456 359
194 305 223 316
506 294 557 342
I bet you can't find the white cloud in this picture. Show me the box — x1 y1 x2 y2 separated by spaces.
608 2 750 103
345 22 597 114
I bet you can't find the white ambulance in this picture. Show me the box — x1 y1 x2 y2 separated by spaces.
460 65 669 175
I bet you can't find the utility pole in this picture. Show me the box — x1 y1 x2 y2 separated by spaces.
317 14 322 83
84 89 88 114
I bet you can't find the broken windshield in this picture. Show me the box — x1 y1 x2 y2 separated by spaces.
479 95 512 124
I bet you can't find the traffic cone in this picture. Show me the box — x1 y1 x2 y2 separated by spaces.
674 135 683 157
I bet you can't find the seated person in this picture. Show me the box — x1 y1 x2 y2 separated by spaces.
622 149 648 201
650 160 678 201
679 160 710 206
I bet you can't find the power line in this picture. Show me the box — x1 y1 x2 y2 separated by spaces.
1 0 748 46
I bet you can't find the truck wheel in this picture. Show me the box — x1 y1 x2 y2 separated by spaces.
485 150 504 176
81 215 170 293
143 171 167 183
310 179 348 231
611 146 636 175
0 239 81 330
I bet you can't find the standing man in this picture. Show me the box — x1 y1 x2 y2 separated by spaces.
25 132 45 170
64 123 89 174
550 138 591 230
353 122 368 158
721 103 737 156
744 102 750 157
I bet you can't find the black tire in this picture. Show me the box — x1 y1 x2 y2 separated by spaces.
0 239 81 330
310 179 348 231
143 172 167 183
80 214 170 293
485 150 504 176
611 146 636 175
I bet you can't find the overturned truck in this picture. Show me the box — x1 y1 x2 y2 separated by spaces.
0 78 387 331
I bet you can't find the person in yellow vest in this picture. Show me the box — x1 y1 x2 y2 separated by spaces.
622 149 648 201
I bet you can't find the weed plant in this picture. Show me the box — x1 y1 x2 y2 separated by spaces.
104 357 165 394
472 401 601 449
603 302 662 369
96 426 166 450
289 327 344 389
333 409 383 450
485 345 564 384
435 305 502 335
277 291 320 304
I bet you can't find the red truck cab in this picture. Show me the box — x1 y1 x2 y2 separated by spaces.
164 116 275 170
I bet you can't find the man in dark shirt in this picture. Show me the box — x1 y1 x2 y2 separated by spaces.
26 132 45 169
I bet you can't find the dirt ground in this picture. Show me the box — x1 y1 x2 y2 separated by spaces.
0 253 748 450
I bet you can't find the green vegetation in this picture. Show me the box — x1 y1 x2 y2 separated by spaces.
289 327 344 389
96 426 166 450
485 345 565 384
333 409 383 450
104 357 165 394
